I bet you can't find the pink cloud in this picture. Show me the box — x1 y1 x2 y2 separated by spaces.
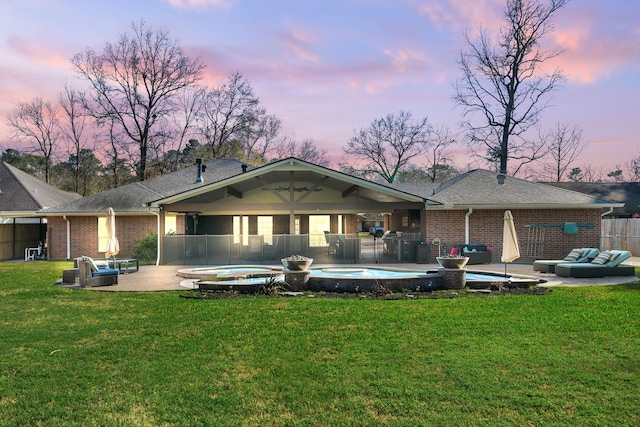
383 47 436 73
548 27 640 84
415 0 503 32
7 36 74 73
272 25 319 62
165 0 232 8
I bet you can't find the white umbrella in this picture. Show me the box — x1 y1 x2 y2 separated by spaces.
501 210 520 276
105 207 119 264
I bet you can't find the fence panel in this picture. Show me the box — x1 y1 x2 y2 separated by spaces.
161 232 428 265
601 219 640 255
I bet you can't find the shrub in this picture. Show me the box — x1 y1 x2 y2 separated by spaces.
132 230 157 263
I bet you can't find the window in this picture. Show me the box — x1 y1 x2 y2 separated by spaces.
257 216 273 245
165 215 177 234
97 217 108 253
309 215 330 247
233 216 249 245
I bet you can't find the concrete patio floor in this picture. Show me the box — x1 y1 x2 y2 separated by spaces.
68 258 640 292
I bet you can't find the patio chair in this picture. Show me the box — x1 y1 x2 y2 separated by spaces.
533 248 600 273
554 250 634 278
78 256 119 287
324 231 341 256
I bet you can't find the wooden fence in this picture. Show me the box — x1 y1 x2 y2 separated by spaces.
601 218 640 255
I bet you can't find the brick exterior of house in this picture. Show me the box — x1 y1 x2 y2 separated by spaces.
40 161 614 264
48 215 159 260
422 208 602 262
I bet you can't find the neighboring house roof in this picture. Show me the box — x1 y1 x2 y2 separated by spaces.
544 182 640 215
41 158 253 215
0 162 81 217
390 169 619 209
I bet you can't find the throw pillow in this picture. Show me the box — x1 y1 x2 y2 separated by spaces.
563 249 583 262
590 252 612 265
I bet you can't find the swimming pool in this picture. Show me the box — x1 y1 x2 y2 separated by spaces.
178 265 543 292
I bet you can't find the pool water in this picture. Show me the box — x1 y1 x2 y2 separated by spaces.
178 265 542 291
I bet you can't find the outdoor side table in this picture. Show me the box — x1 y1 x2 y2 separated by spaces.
63 268 79 284
113 258 139 274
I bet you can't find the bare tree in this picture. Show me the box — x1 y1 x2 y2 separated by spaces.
7 97 60 183
625 153 640 182
240 114 283 165
342 110 432 183
98 116 136 188
540 122 585 181
271 137 330 166
454 0 568 176
71 21 205 181
168 87 204 169
58 83 90 192
195 72 265 159
422 124 459 182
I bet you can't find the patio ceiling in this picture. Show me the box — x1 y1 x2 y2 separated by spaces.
179 170 412 205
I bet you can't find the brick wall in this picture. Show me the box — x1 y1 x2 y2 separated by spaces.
47 215 156 260
424 208 602 262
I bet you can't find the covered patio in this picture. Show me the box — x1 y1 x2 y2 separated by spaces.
149 158 429 265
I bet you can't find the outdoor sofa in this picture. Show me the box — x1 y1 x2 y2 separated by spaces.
554 250 635 278
533 248 600 273
452 244 492 264
78 256 119 287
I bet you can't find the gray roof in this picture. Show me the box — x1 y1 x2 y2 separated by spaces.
41 159 252 215
40 161 621 216
544 182 640 215
0 162 81 215
390 169 617 208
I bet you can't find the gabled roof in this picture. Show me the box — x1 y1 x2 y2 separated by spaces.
147 157 426 207
41 159 253 215
0 162 81 216
544 182 640 214
40 161 622 216
391 169 619 209
41 157 428 215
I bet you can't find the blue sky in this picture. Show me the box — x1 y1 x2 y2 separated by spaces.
1 0 639 176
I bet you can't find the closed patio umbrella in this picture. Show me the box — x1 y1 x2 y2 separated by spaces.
105 207 119 265
501 210 520 276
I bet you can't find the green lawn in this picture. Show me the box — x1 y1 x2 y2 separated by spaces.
1 262 639 426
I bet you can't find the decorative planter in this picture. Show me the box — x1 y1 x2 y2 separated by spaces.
436 256 469 269
281 258 313 271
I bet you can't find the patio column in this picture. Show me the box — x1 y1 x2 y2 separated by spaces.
158 208 165 265
290 209 295 235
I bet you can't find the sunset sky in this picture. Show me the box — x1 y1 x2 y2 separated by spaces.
1 0 639 177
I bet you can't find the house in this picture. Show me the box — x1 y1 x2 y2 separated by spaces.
543 182 640 218
0 162 81 260
39 158 621 264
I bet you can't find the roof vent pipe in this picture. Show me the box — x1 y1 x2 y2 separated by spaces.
242 164 247 173
194 158 206 183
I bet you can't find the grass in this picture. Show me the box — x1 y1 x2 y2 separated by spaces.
1 262 639 426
